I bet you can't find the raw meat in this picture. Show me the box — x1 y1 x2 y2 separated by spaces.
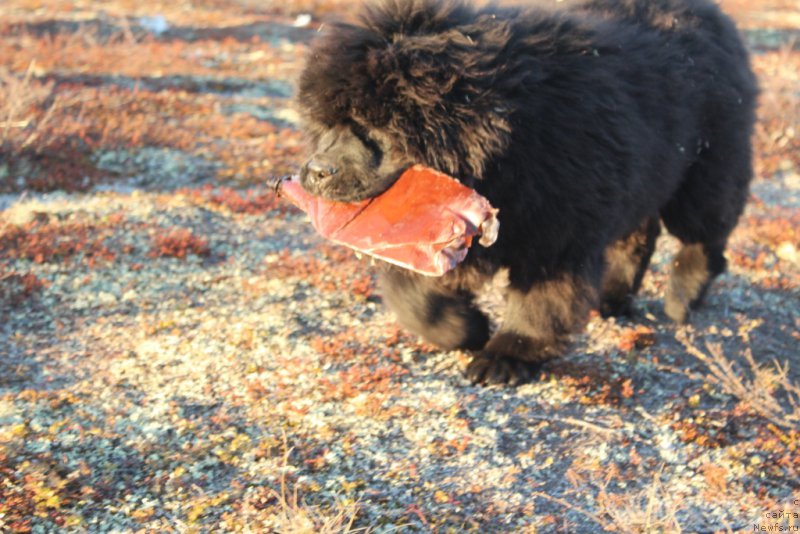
273 165 499 276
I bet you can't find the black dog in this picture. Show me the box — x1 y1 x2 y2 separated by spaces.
296 0 757 385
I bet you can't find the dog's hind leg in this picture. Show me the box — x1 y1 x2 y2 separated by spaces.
662 240 728 323
600 216 661 317
660 144 752 323
378 266 491 351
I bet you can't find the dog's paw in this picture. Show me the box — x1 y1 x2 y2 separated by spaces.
599 295 634 318
465 353 541 386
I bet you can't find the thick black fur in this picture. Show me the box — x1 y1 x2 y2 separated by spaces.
296 0 757 385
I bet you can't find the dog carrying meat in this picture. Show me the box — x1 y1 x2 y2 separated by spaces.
293 0 758 385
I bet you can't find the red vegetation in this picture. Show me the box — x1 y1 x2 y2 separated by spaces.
671 410 736 449
0 219 118 265
181 185 299 215
311 332 365 362
266 246 374 298
744 212 800 249
149 228 211 259
751 48 800 177
1 53 304 192
0 454 36 534
751 425 800 483
550 364 637 406
617 325 657 352
729 211 800 289
0 28 302 81
0 270 48 304
319 362 408 401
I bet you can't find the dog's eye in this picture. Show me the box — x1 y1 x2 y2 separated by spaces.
350 123 383 167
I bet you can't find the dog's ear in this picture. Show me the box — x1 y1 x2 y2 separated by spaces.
363 27 515 177
297 23 387 127
366 27 505 109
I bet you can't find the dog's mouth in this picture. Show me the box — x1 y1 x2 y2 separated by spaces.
300 166 405 203
300 174 373 202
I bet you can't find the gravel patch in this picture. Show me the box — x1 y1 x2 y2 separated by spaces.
1 182 797 532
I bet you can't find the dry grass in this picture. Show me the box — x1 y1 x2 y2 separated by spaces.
535 472 684 533
0 61 59 151
269 482 364 534
677 324 800 431
596 473 684 534
0 61 102 192
532 491 617 531
0 21 305 192
270 440 366 534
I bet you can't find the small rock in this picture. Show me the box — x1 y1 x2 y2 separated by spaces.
139 15 169 35
293 14 312 28
775 241 798 264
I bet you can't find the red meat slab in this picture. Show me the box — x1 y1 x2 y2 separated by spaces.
275 165 499 276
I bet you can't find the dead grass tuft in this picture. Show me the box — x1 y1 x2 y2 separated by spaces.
0 62 50 148
677 324 800 430
0 63 103 192
0 61 65 154
536 471 684 533
595 472 684 534
270 438 366 534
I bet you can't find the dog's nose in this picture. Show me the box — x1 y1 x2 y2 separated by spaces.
304 160 338 185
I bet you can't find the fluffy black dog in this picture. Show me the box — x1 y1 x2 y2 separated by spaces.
296 0 757 385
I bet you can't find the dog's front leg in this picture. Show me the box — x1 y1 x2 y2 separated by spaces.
378 266 491 352
465 272 598 386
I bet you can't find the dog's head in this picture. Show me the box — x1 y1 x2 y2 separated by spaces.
297 120 407 202
296 0 516 201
